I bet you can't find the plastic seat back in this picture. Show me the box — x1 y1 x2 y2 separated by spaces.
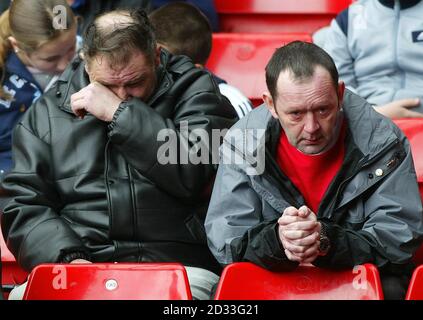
215 0 353 34
23 263 192 300
406 265 423 300
393 119 423 199
393 119 423 265
206 32 312 107
214 262 383 300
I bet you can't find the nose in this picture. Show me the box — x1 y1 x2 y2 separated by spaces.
56 57 71 74
303 112 320 134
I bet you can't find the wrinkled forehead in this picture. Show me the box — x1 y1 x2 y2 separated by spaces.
278 67 337 93
86 49 153 70
276 68 339 107
86 51 155 83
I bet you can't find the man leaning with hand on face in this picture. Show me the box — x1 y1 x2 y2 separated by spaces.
1 9 237 300
205 41 423 300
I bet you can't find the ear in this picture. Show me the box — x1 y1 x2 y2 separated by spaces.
263 91 279 119
8 36 20 53
157 42 166 51
337 81 345 109
84 62 93 82
84 60 95 83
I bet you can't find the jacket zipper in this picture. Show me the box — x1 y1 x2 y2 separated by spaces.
127 163 137 240
104 140 113 233
262 149 302 209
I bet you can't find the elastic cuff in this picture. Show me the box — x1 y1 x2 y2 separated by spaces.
108 102 128 132
60 252 90 263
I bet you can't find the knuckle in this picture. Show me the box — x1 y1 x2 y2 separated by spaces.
298 246 307 253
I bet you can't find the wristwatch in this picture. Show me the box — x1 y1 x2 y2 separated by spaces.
318 223 331 256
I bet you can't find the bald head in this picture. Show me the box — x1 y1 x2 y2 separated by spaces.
82 9 156 68
95 10 134 32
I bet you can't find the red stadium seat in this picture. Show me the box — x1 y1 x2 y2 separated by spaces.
1 227 29 294
393 119 423 199
394 118 423 265
23 263 192 300
393 119 423 265
214 262 383 300
406 265 423 300
206 32 312 107
215 0 353 34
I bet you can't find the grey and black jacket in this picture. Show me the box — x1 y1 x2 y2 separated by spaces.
1 50 237 274
205 90 423 276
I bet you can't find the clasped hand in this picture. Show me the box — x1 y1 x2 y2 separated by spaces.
278 206 321 264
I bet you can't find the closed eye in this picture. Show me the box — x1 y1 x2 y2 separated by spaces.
126 80 144 88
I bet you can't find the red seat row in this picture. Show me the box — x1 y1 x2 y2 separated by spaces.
2 229 423 300
214 0 352 34
3 262 384 300
0 261 420 300
206 32 313 107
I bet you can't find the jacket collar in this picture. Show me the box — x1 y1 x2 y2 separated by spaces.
340 90 398 161
378 0 421 9
5 52 41 90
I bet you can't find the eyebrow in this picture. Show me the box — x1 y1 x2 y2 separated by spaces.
101 74 146 87
285 104 331 113
41 55 61 61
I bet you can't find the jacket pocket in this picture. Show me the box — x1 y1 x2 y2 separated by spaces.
184 213 208 244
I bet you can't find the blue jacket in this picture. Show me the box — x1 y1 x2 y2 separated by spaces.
0 53 42 174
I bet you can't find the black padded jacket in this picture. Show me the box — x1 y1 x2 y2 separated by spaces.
1 50 237 274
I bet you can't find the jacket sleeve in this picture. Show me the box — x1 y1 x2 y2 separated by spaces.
108 78 237 199
314 139 423 274
323 16 358 91
205 162 298 271
1 107 88 272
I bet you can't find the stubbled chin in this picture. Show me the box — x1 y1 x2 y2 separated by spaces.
298 144 326 155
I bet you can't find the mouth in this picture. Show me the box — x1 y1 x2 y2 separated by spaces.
301 137 323 145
